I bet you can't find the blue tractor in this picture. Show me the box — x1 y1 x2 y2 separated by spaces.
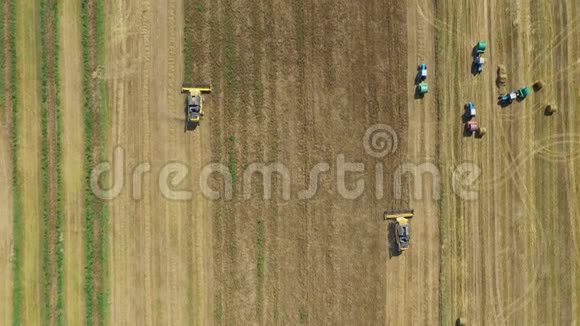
498 92 517 105
417 64 427 82
473 56 485 73
464 102 477 120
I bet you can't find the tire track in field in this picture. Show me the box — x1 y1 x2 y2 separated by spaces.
207 0 226 323
182 15 210 321
486 120 546 325
407 0 445 324
229 2 257 318
183 1 212 324
158 1 182 323
221 0 242 323
291 0 312 322
171 0 212 323
105 4 133 321
262 0 281 322
135 0 155 323
528 14 580 73
60 0 86 323
479 1 504 322
244 0 268 321
406 0 439 324
435 0 501 322
476 134 580 190
209 0 243 323
303 1 337 323
487 138 550 325
153 0 181 323
475 1 535 322
106 0 151 323
448 0 580 323
547 2 578 322
16 0 43 323
432 1 457 323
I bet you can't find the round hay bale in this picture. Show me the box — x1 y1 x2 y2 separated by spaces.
497 64 506 74
545 105 558 114
456 317 467 326
533 80 544 92
477 128 487 138
496 65 507 88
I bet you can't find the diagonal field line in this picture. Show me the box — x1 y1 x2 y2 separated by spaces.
477 134 580 190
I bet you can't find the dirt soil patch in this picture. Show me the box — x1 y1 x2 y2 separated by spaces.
205 0 411 324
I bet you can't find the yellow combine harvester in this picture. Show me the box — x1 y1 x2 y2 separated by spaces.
384 209 414 253
181 83 212 128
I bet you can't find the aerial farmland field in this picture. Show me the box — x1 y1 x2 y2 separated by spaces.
0 0 578 325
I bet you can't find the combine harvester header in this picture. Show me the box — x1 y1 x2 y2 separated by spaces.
384 209 414 220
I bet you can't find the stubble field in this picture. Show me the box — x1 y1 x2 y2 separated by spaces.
0 0 579 325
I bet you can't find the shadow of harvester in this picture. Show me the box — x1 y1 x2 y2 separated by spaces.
387 222 402 258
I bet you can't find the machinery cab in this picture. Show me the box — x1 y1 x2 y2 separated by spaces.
395 218 411 251
465 102 476 119
499 92 517 104
187 94 203 122
417 64 428 82
474 56 485 73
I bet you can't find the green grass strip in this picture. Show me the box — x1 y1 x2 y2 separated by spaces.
80 0 96 323
53 0 65 323
39 0 65 323
39 0 52 322
95 0 110 322
10 0 23 323
81 0 109 323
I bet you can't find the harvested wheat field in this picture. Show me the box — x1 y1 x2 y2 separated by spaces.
435 0 580 324
0 0 579 325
